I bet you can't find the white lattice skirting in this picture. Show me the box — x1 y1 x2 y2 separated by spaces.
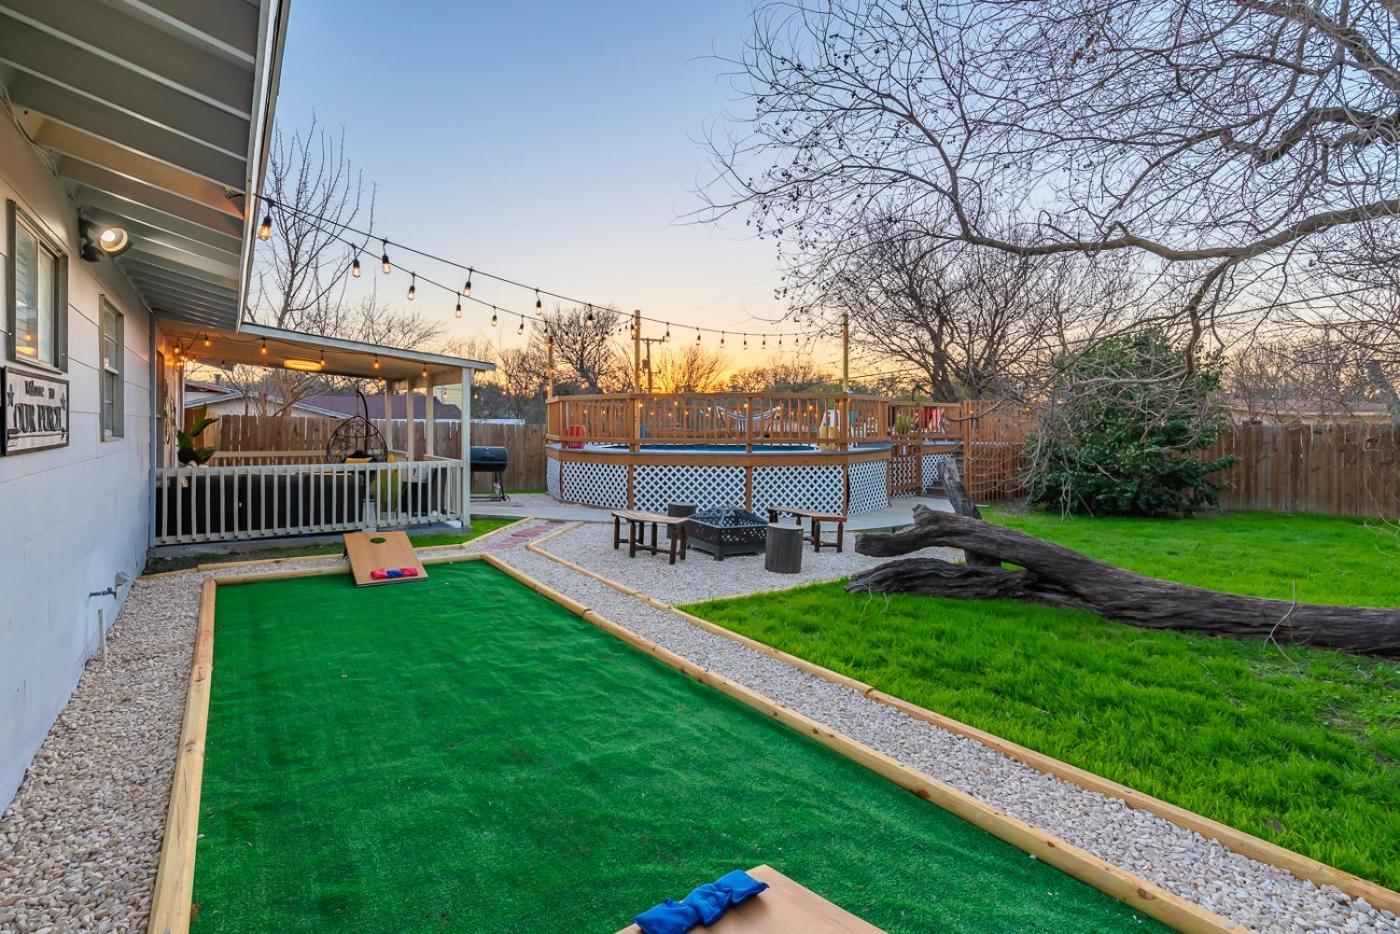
848 459 889 514
552 456 894 515
633 464 746 513
752 465 844 516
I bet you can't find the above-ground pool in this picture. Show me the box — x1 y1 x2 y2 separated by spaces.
548 440 954 515
191 560 1153 931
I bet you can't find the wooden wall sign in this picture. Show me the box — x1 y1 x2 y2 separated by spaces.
3 366 69 454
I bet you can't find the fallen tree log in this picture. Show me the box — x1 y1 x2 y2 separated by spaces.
849 506 1400 656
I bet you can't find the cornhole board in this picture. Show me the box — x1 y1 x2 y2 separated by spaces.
343 531 428 587
617 865 883 934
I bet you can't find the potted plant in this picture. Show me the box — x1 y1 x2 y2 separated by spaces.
177 404 219 465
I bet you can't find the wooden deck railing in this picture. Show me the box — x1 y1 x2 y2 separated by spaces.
545 393 964 449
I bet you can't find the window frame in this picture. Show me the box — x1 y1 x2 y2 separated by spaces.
5 200 69 372
99 297 124 439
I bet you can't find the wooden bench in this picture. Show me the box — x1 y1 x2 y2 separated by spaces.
616 864 881 933
767 505 847 553
612 509 689 564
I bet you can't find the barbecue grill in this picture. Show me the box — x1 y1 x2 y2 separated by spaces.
470 445 509 501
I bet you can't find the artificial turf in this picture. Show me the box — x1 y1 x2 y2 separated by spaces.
683 510 1400 890
193 561 1156 932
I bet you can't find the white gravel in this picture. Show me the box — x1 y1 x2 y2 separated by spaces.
2 518 1394 933
538 518 925 604
512 529 1400 934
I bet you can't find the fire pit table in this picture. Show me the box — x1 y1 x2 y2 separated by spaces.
684 507 768 560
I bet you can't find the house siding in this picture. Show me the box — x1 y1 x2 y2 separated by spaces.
0 111 155 809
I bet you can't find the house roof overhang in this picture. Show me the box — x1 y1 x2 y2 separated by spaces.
163 320 495 384
0 0 291 330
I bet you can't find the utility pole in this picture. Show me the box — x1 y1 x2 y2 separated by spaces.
638 336 666 394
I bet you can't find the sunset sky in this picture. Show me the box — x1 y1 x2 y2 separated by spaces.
268 0 844 373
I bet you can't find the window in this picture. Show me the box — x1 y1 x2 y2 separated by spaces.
6 201 67 370
100 299 124 438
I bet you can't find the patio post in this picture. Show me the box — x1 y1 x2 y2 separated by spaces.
425 376 436 458
460 367 472 529
405 377 418 460
381 379 393 452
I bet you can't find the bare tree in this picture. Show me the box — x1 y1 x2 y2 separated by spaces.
727 355 837 391
816 218 1130 399
222 122 444 415
541 305 631 394
702 0 1400 357
650 344 730 393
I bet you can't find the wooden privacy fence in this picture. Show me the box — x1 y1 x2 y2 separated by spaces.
198 414 548 492
1205 421 1399 518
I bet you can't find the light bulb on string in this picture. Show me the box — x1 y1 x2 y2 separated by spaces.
535 288 543 313
517 316 525 336
351 255 361 278
373 354 380 370
695 331 701 345
762 335 767 349
720 332 726 347
380 240 391 274
464 269 473 297
260 339 268 356
585 304 595 325
257 213 272 240
742 334 748 349
455 296 463 319
407 274 416 301
664 322 671 342
203 334 211 348
490 307 498 327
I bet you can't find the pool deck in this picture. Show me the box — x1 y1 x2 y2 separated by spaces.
470 492 954 529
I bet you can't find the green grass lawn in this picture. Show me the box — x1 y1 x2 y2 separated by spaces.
683 510 1400 889
194 563 1154 932
145 518 520 573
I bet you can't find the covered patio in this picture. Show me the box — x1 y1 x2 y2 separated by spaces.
154 321 494 546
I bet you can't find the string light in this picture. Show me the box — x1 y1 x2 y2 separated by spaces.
421 367 428 379
455 296 463 319
743 335 748 349
202 333 211 348
490 307 498 327
260 339 267 356
253 193 818 346
517 315 525 335
720 331 726 347
695 331 701 345
351 255 361 278
585 304 595 325
407 273 416 301
257 213 272 240
762 335 767 348
665 322 671 342
373 354 380 370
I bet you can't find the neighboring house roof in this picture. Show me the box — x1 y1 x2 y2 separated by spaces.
182 381 350 419
299 393 463 421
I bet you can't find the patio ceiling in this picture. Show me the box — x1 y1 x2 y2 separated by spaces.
163 320 495 383
0 0 290 330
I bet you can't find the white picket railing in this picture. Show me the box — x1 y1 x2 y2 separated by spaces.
153 460 463 545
